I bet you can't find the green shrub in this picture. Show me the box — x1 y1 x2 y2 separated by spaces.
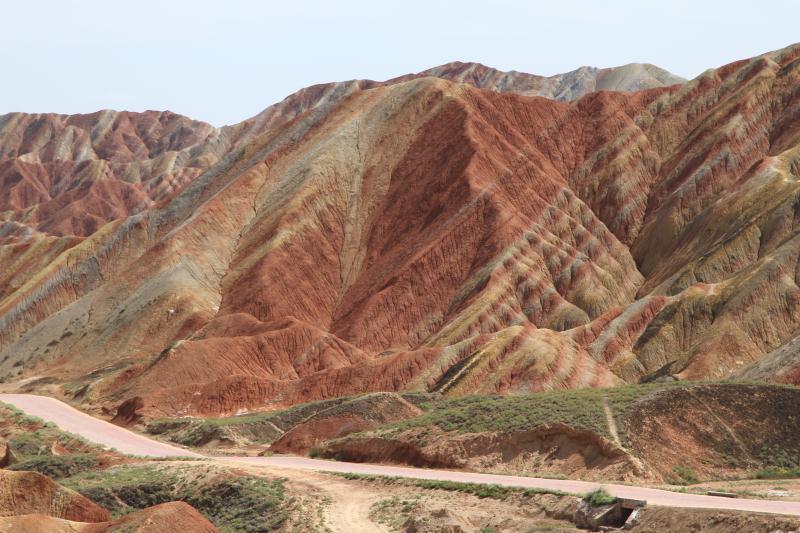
379 383 689 444
81 482 175 516
413 479 511 499
8 454 99 479
8 433 49 456
62 464 287 531
584 488 617 506
185 477 286 532
672 465 699 485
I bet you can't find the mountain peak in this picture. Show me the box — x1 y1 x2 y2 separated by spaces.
400 60 686 101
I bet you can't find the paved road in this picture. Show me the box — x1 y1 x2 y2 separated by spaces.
3 393 800 517
0 394 201 457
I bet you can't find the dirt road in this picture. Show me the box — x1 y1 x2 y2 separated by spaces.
3 393 800 518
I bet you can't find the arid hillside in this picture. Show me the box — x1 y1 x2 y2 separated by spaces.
317 384 800 484
1 45 799 417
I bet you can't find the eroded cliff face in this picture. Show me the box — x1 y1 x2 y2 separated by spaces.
0 110 216 242
1 46 798 416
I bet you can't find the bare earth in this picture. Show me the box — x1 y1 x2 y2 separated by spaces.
2 393 800 521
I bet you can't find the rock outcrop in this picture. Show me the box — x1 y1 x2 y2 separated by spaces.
0 440 17 467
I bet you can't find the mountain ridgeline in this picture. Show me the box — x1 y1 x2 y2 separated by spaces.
1 46 799 418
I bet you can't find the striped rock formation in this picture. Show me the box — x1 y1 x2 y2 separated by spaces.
1 46 799 416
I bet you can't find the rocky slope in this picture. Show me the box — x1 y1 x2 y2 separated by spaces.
0 45 799 417
0 61 684 247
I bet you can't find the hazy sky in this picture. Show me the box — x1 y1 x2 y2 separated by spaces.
3 0 798 126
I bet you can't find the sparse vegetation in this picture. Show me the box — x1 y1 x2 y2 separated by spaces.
186 476 287 532
375 382 690 444
415 479 513 499
0 402 287 532
370 495 421 529
754 466 800 480
8 453 99 479
146 392 443 448
62 463 287 532
145 396 353 447
670 465 700 485
334 472 572 500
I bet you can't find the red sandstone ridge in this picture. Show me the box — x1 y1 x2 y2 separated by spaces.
1 44 799 416
0 470 109 523
0 111 214 243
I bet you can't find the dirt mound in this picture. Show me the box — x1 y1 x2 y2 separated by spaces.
324 423 644 481
0 502 219 533
105 502 218 532
270 393 422 454
0 470 109 522
622 384 800 481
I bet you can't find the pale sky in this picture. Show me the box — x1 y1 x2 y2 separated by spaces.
2 0 798 126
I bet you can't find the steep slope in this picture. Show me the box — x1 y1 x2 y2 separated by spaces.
90 78 646 415
0 45 799 417
0 58 686 247
0 111 217 243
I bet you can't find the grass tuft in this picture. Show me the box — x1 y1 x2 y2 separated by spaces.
584 488 617 506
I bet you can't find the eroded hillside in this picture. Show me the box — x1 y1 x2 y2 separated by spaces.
1 45 799 417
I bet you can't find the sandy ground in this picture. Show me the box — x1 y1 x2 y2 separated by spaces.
231 462 575 532
253 465 391 532
3 393 800 522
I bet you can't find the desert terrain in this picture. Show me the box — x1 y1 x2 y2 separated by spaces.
2 42 800 531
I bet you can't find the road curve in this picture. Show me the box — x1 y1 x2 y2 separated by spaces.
3 393 800 517
0 394 201 458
